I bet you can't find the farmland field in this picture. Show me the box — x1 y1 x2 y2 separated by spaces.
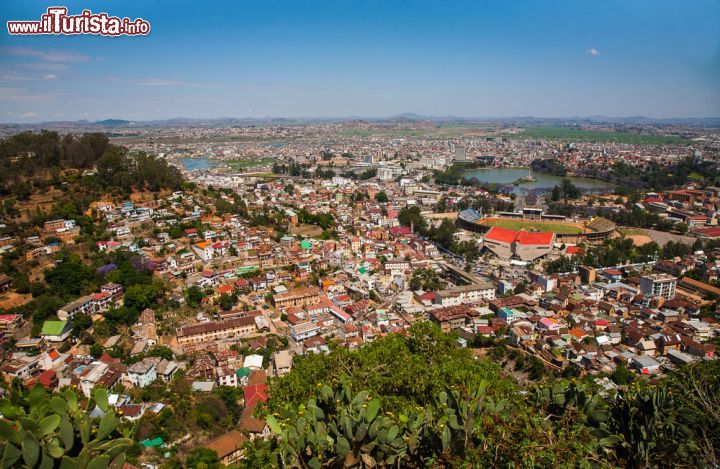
503 126 689 145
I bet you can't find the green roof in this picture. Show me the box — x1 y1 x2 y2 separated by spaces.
141 437 164 447
236 367 252 378
41 320 68 336
300 240 312 250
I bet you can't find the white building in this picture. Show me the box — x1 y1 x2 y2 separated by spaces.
243 354 264 370
434 282 496 307
639 274 677 300
126 359 157 388
290 322 321 342
454 144 468 162
191 241 214 262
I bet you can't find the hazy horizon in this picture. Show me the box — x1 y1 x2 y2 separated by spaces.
1 0 719 123
4 113 720 126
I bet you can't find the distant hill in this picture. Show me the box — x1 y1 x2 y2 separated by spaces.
96 119 132 127
2 114 719 130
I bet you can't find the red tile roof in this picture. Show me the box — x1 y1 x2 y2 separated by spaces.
417 292 436 301
693 227 720 238
484 227 518 244
389 227 412 236
516 230 554 245
243 383 269 408
485 227 553 245
37 370 57 389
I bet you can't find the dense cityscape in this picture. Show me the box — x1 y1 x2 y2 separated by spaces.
0 118 718 467
2 0 720 467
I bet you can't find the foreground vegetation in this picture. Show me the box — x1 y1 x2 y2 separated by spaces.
2 325 716 468
0 386 133 468
238 324 719 468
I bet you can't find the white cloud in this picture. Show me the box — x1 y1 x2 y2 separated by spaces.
132 79 190 87
0 74 32 81
0 86 62 102
19 112 37 118
586 48 600 56
16 62 69 71
1 46 89 62
131 78 223 88
0 73 60 81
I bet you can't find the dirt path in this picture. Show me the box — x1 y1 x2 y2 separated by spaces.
621 227 696 247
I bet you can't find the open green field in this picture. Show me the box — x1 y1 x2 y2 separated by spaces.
218 158 275 171
245 172 283 178
478 218 585 234
339 129 435 137
503 125 689 145
339 125 492 138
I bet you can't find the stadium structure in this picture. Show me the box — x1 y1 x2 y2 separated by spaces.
457 208 616 261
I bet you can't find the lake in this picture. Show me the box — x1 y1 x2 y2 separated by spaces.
182 157 211 171
462 167 616 195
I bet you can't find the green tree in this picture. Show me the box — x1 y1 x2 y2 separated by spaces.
409 268 444 291
610 362 634 385
185 447 220 469
89 343 104 359
551 185 562 202
217 293 235 311
44 256 95 297
185 286 205 307
71 314 93 338
123 284 163 311
147 345 174 361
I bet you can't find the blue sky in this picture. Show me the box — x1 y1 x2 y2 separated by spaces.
1 0 718 122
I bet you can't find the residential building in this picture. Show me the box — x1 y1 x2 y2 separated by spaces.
126 359 158 388
639 274 677 301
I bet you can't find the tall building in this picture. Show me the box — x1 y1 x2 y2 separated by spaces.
639 274 677 300
454 144 468 162
579 266 596 284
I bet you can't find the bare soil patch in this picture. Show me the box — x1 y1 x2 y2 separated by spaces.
0 292 32 310
288 223 324 237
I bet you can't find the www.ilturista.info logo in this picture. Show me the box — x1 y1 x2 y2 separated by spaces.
7 7 150 36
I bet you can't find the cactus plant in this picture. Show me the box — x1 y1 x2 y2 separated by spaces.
266 382 516 467
0 385 134 469
267 384 428 467
608 385 698 467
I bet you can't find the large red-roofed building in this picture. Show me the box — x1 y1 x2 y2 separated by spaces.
691 226 720 240
483 227 555 261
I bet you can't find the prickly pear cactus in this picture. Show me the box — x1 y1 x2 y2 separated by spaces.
0 385 133 469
